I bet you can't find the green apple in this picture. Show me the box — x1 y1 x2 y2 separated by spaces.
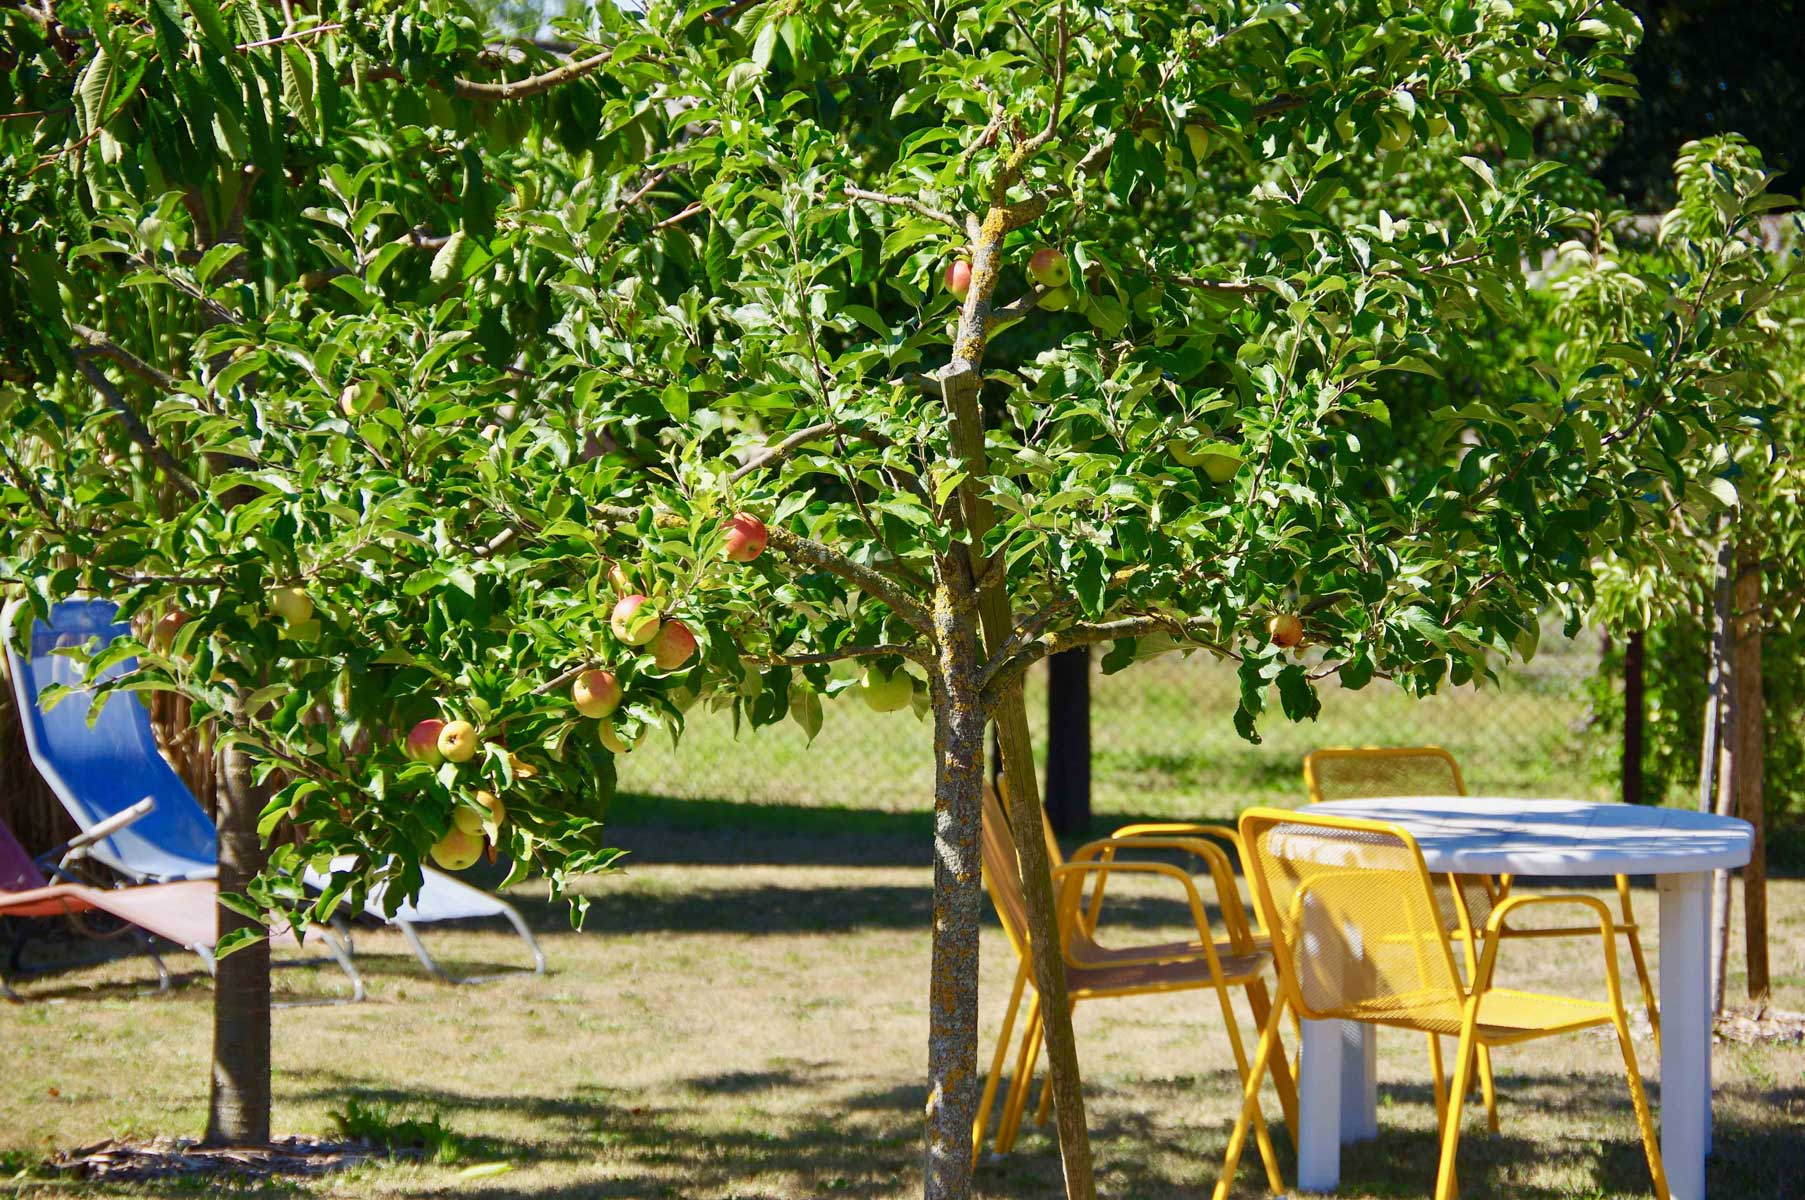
1199 445 1243 483
599 722 648 755
454 789 505 837
1037 286 1072 311
858 666 913 713
437 719 479 764
429 827 483 871
270 586 314 624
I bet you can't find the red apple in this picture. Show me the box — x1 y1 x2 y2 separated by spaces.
610 594 662 646
944 259 973 300
650 620 697 670
1029 247 1070 288
438 719 479 763
405 718 447 765
606 560 634 596
1268 614 1305 648
722 513 768 562
571 669 622 719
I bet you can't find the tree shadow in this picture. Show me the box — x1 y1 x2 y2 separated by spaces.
267 1062 1804 1200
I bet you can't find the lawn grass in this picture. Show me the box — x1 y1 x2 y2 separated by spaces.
5 810 1800 1200
619 638 1611 821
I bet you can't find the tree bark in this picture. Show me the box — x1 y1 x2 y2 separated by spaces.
922 575 986 1200
941 367 1095 1200
1702 532 1734 1015
1044 648 1091 836
203 692 272 1146
1730 551 1768 1000
1621 629 1645 805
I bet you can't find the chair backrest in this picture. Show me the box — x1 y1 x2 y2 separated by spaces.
980 783 1033 961
0 819 47 892
1303 746 1466 804
2 598 217 882
1239 807 1465 1023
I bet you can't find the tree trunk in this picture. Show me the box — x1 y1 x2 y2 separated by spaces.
1622 629 1645 805
1044 648 1091 836
204 691 272 1146
1702 533 1734 1015
1730 551 1768 1000
941 367 1095 1200
922 583 986 1200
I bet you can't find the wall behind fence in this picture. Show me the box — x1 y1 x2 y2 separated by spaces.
618 628 1611 822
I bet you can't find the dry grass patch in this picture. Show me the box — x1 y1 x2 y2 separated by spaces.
4 817 1801 1199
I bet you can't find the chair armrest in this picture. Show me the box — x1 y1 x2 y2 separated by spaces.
1474 894 1623 1000
1049 860 1238 975
40 797 155 876
1067 834 1256 950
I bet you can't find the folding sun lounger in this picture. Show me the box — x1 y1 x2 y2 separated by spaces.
3 598 545 985
0 800 363 1003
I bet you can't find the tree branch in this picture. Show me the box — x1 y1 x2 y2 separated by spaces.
843 185 965 235
71 325 182 392
727 421 894 483
746 642 927 668
591 504 933 634
74 358 201 500
451 49 613 101
982 614 1225 701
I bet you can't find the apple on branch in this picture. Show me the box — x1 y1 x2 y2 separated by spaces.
610 594 662 646
404 718 447 766
1268 613 1305 649
1028 248 1069 289
598 721 649 755
430 827 483 871
857 665 914 713
650 619 697 670
944 258 972 301
722 513 767 562
571 669 622 719
270 586 314 624
453 789 506 838
437 719 480 764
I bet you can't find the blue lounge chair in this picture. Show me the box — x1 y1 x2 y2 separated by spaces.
0 800 364 1004
4 598 544 985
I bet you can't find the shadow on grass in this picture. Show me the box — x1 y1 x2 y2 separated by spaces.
264 1066 1803 1200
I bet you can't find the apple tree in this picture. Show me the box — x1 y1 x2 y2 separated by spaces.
1 2 1792 1197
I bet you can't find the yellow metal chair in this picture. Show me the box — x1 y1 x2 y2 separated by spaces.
1215 808 1669 1200
973 784 1297 1185
1302 747 1661 1132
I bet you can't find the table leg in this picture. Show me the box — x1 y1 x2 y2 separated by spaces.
1299 1017 1345 1190
1659 872 1712 1200
1339 1023 1377 1142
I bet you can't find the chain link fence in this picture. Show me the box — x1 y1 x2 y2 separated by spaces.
618 627 1613 823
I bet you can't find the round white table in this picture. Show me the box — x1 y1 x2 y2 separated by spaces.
1294 797 1753 1200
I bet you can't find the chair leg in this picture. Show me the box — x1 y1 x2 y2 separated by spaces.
972 965 1029 1167
1245 977 1299 1135
997 996 1044 1154
1213 982 1284 1193
1428 1033 1449 1127
1433 1030 1479 1200
1212 993 1288 1200
1613 1011 1671 1200
1476 1045 1499 1133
